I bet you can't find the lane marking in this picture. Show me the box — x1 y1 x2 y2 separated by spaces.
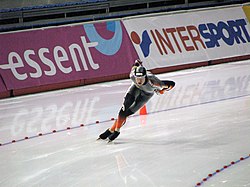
0 93 250 147
195 154 250 186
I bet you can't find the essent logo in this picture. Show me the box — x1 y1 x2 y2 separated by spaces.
84 21 123 56
0 36 99 81
0 21 123 81
130 19 250 58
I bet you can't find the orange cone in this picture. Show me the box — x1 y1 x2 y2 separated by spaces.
139 105 147 115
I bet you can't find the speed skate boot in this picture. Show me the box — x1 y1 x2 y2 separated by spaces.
108 131 120 143
98 129 113 140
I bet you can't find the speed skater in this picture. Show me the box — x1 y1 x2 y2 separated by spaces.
98 59 175 142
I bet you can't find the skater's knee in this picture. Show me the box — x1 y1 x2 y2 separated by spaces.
118 108 134 118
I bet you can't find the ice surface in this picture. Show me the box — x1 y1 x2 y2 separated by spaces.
0 60 250 187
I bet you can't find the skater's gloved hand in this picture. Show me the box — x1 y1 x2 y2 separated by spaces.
155 89 165 95
159 89 165 94
166 85 174 91
155 86 174 95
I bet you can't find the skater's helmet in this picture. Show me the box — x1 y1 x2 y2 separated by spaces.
134 66 147 86
134 66 147 77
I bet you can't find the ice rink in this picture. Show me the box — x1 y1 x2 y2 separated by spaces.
0 60 250 187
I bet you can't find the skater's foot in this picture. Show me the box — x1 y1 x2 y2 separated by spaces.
98 129 113 140
108 131 120 142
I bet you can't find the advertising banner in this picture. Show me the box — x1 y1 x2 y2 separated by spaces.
243 5 250 22
123 6 250 70
0 21 138 90
0 77 7 93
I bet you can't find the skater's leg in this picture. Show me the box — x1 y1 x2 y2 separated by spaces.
108 92 152 142
115 107 134 130
113 116 126 131
109 120 117 132
108 108 134 142
129 92 154 114
98 86 140 141
110 92 136 131
98 117 127 140
98 93 135 140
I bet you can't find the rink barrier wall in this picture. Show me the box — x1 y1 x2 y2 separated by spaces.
0 4 250 99
2 54 249 98
151 55 250 74
11 73 129 96
0 75 10 98
0 55 250 98
0 20 138 98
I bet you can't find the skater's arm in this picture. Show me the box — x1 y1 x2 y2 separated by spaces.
149 75 175 94
157 85 173 94
148 75 165 88
156 81 175 94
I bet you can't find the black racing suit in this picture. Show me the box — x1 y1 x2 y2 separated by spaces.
118 66 165 119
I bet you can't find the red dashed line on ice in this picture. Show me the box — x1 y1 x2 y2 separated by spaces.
195 154 250 187
0 118 115 147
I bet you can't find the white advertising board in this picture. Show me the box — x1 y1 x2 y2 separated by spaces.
123 6 250 70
